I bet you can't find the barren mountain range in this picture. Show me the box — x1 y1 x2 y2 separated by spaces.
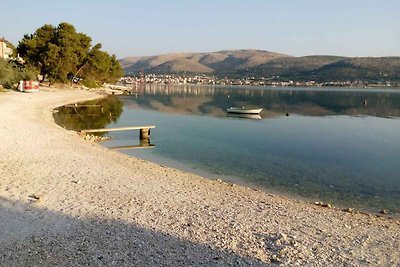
120 49 400 82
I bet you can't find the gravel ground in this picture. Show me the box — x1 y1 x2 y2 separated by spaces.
0 87 399 266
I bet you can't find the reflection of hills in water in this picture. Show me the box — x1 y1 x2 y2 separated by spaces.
120 85 400 119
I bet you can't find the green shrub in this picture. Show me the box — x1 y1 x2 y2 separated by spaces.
20 65 37 81
0 59 38 89
0 59 18 88
81 79 99 88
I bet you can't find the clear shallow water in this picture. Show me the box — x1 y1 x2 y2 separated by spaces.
54 85 400 214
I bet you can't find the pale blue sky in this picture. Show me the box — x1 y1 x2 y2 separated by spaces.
1 0 399 58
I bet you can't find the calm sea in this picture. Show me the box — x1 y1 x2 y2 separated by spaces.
54 85 400 214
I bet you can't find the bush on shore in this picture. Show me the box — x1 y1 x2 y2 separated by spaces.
0 59 36 89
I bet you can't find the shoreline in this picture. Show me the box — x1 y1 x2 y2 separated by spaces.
0 87 399 266
103 147 396 218
120 83 400 92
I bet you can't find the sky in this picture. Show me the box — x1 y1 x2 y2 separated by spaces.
1 0 399 58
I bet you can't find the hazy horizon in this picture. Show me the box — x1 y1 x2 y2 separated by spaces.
1 0 399 58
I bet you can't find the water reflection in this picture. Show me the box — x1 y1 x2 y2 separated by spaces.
121 84 400 119
109 142 155 151
227 113 262 120
53 96 123 131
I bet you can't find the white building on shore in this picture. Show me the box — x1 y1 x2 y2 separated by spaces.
0 37 13 59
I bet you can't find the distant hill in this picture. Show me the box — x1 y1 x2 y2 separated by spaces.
120 50 400 82
242 56 400 82
298 57 400 82
120 50 290 74
238 56 347 77
149 58 214 74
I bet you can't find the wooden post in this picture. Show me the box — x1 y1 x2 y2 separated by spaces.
140 128 150 139
140 138 151 147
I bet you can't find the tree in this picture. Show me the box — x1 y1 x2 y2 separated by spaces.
17 24 56 82
17 22 122 86
52 23 91 82
77 44 123 87
108 55 123 83
71 43 102 85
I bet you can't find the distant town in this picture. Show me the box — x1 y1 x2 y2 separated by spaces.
119 74 396 88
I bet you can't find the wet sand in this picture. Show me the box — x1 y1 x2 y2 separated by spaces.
0 87 399 266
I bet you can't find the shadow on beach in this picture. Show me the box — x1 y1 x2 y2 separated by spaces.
0 197 270 266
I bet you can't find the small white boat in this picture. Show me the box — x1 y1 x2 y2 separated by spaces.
226 107 263 114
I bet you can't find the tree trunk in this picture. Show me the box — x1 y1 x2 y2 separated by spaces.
71 64 86 86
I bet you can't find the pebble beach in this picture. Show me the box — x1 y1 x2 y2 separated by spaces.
0 87 399 266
